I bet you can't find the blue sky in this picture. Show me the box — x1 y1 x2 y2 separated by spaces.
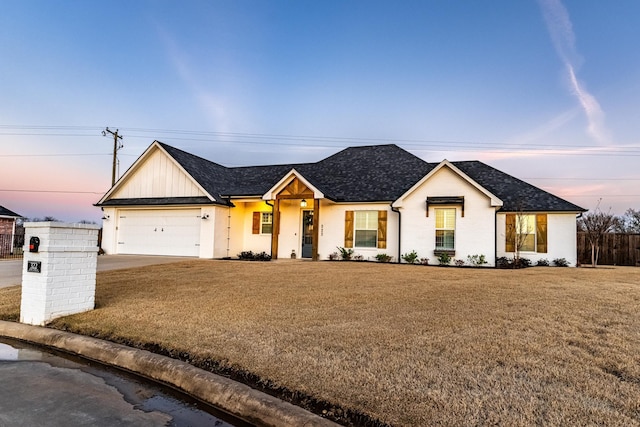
1 0 639 222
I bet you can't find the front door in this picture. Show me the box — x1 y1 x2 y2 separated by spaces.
301 210 314 258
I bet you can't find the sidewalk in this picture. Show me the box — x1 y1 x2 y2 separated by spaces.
0 255 195 289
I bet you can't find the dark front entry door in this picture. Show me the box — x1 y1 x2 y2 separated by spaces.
301 210 313 258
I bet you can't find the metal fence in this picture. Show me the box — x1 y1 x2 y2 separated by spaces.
577 232 640 266
0 231 25 259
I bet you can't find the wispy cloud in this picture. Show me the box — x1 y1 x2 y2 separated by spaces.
154 25 231 133
538 0 610 144
507 107 580 146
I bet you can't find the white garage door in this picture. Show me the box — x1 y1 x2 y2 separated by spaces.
117 209 201 256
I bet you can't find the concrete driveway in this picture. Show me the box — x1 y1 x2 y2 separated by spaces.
0 255 194 289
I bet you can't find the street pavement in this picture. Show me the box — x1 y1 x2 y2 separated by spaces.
0 255 194 289
0 339 237 427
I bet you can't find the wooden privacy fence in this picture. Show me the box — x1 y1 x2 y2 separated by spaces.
577 232 640 266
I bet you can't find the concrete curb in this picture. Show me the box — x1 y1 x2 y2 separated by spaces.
0 321 340 427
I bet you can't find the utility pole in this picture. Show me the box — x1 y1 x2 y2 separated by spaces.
102 127 123 186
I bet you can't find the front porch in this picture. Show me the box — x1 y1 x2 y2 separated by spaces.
269 177 321 261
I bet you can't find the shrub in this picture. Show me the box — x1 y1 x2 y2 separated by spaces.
454 259 465 267
402 250 419 264
237 251 271 261
516 257 531 268
328 252 340 261
353 254 364 261
419 258 429 265
496 256 531 269
467 254 488 266
254 251 271 261
437 252 452 266
496 256 511 268
337 247 354 261
536 258 550 267
553 258 570 267
375 253 393 263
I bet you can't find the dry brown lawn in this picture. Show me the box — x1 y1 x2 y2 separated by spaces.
1 261 640 426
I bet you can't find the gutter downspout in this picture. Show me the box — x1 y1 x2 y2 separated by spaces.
265 200 274 259
391 204 401 264
494 209 498 268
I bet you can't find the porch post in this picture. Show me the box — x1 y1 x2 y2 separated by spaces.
271 199 280 260
312 198 320 261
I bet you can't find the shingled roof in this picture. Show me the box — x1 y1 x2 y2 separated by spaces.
144 142 584 212
0 205 22 218
452 161 585 212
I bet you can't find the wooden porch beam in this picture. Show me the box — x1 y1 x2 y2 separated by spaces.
312 198 320 261
271 199 280 260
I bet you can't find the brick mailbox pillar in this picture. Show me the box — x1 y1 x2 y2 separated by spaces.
20 222 100 326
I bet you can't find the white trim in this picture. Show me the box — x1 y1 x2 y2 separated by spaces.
392 160 503 208
261 168 325 200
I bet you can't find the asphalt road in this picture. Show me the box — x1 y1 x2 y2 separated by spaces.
0 255 193 289
0 338 239 427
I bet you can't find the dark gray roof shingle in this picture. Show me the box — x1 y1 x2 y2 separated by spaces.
99 197 215 206
301 144 434 202
143 142 585 212
0 205 22 218
453 161 585 212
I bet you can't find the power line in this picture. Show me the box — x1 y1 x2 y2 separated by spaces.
2 124 640 151
523 177 640 181
0 153 112 157
2 125 640 160
561 194 640 198
0 189 105 194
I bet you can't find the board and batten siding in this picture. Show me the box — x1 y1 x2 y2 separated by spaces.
112 149 205 199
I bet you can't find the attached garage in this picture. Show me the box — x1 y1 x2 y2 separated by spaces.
116 209 201 256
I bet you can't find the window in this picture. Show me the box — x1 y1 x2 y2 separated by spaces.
435 208 455 250
505 214 547 253
516 214 536 252
252 211 273 234
354 211 378 248
260 212 273 234
344 210 387 249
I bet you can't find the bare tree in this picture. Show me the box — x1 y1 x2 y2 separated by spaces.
578 208 616 267
619 208 640 233
515 211 534 266
505 204 535 267
28 216 59 222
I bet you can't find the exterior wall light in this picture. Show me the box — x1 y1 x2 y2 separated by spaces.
300 199 307 208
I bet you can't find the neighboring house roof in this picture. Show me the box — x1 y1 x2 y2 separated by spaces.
0 205 22 218
101 142 585 212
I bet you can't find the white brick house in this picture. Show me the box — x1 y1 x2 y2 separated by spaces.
97 141 585 266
